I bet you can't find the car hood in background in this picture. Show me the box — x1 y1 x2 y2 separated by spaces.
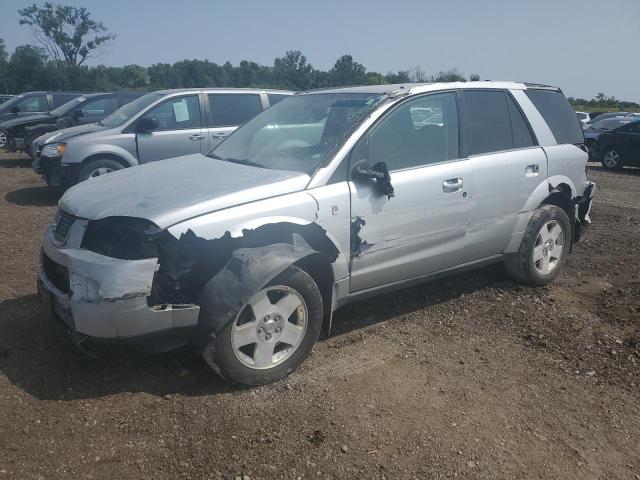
34 123 105 146
0 113 54 130
60 154 311 229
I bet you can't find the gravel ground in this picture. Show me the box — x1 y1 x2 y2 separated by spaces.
0 152 639 479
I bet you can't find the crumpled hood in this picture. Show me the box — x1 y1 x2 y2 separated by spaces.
34 123 105 146
0 113 53 130
60 154 311 229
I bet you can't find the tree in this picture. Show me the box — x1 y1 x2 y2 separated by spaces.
18 2 115 69
0 39 9 93
431 68 467 82
469 73 480 81
6 45 48 91
329 55 367 86
385 70 411 84
273 50 313 90
408 65 428 82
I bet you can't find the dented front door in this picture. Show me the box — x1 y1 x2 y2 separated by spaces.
348 161 471 292
347 91 469 292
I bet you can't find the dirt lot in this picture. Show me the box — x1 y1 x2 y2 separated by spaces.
0 152 639 480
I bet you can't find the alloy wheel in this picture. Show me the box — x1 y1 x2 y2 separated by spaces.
533 220 564 275
231 285 308 369
603 150 620 168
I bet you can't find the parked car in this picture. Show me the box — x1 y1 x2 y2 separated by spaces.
37 81 595 386
0 91 84 148
626 112 640 118
32 88 292 187
591 119 640 169
589 111 629 122
576 111 590 129
584 117 637 156
0 92 144 155
0 95 13 105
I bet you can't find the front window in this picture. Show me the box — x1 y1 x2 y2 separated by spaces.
210 93 385 174
99 93 163 128
14 94 49 112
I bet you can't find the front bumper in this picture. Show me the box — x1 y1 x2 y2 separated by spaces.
36 157 79 187
37 224 199 351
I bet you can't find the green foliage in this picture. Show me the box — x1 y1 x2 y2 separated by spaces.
568 94 640 112
18 2 115 68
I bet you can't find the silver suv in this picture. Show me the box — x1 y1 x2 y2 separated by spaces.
32 88 292 187
37 82 596 386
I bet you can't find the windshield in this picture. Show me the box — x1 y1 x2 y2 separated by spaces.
210 93 386 174
0 94 25 112
99 93 162 128
50 96 86 117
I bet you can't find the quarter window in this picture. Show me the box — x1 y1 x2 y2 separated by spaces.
208 94 262 127
524 89 584 144
140 95 201 131
358 92 459 171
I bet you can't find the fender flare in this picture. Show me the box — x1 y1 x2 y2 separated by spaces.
196 242 321 344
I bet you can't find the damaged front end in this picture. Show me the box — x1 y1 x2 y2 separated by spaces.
39 211 339 354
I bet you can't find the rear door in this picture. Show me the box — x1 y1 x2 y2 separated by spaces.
205 93 263 149
459 89 547 262
625 122 640 165
136 94 205 163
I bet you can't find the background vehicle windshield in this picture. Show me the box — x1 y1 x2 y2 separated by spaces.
99 93 162 128
591 118 632 130
49 96 87 117
211 93 385 174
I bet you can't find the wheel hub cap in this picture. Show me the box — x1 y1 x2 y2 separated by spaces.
533 220 564 275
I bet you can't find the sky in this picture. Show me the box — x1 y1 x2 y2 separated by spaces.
1 0 639 102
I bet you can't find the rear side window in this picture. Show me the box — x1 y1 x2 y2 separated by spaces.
525 89 584 144
506 94 536 148
208 93 262 127
461 90 512 155
267 94 289 106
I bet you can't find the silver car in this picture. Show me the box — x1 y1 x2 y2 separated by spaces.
37 82 596 386
32 88 292 187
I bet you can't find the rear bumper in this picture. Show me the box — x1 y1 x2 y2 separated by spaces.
38 226 200 353
574 181 596 242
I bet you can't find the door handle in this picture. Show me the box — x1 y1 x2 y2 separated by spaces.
212 132 230 138
525 164 540 176
442 178 463 193
189 134 204 140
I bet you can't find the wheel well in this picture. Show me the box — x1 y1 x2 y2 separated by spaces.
541 186 573 220
295 253 335 334
81 153 129 169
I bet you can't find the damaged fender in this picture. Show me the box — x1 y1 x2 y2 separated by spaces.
195 243 322 358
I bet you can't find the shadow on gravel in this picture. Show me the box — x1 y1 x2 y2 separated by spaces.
0 265 511 401
5 186 62 206
0 155 31 169
330 263 510 336
0 295 232 401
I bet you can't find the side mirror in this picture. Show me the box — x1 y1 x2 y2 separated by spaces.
136 116 158 133
351 160 394 199
10 106 20 114
71 109 82 120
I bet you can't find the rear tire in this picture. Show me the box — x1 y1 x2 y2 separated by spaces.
199 265 323 386
77 158 124 182
505 205 571 287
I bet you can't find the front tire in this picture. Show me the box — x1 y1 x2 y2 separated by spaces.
200 265 323 386
601 147 623 170
77 158 124 182
505 205 571 287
